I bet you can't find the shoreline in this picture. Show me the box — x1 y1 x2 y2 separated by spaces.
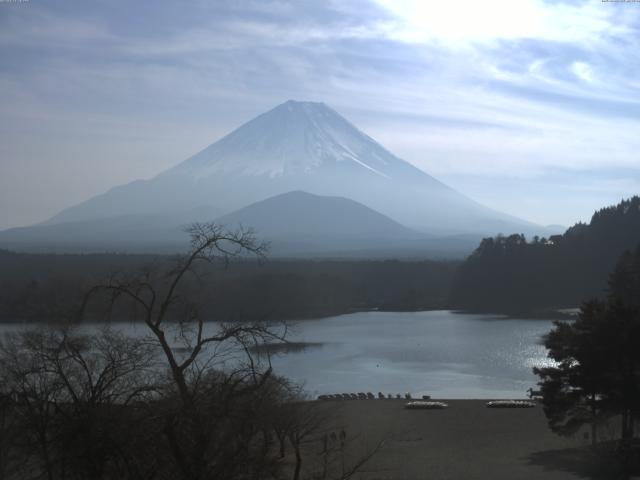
0 305 577 324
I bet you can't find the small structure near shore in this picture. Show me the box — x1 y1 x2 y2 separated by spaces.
527 388 542 399
317 392 434 402
405 401 448 410
486 400 536 408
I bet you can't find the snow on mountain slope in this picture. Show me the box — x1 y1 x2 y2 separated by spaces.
175 100 400 179
45 100 537 236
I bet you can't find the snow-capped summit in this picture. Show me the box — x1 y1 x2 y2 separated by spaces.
45 100 536 236
173 100 400 179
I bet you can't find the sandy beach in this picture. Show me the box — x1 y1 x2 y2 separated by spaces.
317 399 607 480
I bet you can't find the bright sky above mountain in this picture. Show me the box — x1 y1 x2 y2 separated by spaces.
1 0 638 229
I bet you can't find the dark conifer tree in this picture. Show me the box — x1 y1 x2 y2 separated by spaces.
535 245 640 448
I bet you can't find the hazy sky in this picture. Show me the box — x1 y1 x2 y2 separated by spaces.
1 0 639 229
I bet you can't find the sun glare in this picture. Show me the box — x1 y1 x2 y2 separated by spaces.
374 0 616 45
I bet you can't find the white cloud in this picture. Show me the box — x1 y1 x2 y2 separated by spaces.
570 61 595 83
371 0 630 46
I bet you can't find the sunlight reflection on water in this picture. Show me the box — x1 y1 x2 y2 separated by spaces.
0 310 559 399
268 310 558 399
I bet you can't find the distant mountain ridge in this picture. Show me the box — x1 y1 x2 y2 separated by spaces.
217 191 422 239
45 100 537 236
215 191 434 257
0 190 484 258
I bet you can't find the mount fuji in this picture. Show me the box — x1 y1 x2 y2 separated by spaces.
48 100 534 234
1 100 541 254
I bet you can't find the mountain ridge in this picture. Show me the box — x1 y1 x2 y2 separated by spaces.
0 190 486 258
216 190 424 239
39 100 537 237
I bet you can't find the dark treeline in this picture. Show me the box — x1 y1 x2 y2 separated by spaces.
5 196 640 321
0 249 458 323
451 197 640 315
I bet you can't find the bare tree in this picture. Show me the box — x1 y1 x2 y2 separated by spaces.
283 399 384 480
0 222 382 480
80 223 289 479
82 224 272 402
0 327 158 480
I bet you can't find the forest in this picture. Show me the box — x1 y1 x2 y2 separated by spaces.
3 197 640 324
451 197 640 315
0 249 457 323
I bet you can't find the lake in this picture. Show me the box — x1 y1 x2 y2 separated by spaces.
0 310 557 399
268 310 556 399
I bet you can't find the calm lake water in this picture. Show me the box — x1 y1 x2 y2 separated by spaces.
268 310 556 399
0 310 557 399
